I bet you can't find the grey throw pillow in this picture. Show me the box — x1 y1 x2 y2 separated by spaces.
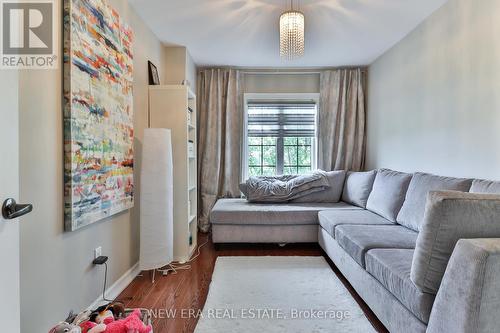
397 173 472 231
341 170 377 208
366 169 412 222
292 170 347 203
470 179 500 194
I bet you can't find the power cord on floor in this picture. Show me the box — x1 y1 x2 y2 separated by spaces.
158 231 211 276
92 234 211 299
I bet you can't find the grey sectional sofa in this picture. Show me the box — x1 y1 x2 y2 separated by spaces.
210 169 500 333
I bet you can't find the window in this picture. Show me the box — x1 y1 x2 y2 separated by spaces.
248 137 277 176
243 94 319 179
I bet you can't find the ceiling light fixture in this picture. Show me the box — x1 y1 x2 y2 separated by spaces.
280 0 305 60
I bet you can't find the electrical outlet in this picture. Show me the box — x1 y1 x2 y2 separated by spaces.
94 246 102 259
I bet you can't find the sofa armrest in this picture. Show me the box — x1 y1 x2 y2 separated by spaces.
427 238 500 333
411 191 500 293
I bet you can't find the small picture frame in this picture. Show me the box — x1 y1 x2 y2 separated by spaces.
148 61 160 85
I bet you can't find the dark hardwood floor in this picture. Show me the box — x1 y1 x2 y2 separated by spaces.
116 232 388 333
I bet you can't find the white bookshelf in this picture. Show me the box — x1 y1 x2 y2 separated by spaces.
148 85 198 263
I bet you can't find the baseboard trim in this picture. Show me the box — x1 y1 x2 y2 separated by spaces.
88 262 140 310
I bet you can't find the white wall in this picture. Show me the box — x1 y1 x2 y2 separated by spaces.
18 1 165 331
367 0 500 179
186 50 197 90
162 46 197 89
243 73 319 94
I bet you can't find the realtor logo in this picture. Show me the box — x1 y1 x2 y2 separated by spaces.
1 0 57 69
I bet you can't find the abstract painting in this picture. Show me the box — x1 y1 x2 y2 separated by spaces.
63 0 134 231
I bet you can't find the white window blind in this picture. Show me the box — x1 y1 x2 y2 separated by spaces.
247 102 317 138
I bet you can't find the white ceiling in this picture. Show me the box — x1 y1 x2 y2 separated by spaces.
128 0 448 68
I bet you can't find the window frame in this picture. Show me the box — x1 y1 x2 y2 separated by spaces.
242 93 320 181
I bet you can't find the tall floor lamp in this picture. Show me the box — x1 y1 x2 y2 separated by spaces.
139 128 173 282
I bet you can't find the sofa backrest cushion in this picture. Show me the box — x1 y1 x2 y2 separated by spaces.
292 170 347 203
470 179 500 194
397 173 472 231
411 191 500 294
366 169 412 222
341 170 377 208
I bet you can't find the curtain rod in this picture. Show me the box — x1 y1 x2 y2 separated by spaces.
198 66 368 75
241 71 322 75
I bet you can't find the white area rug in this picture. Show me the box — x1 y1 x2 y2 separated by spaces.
195 256 376 333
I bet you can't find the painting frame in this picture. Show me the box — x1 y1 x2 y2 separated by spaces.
148 60 160 85
63 0 135 231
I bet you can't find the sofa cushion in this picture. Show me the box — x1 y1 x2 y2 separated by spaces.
292 170 347 203
397 173 472 231
470 179 500 194
335 224 418 267
341 170 377 208
318 210 394 238
366 169 413 222
411 191 500 294
210 199 361 226
366 249 435 323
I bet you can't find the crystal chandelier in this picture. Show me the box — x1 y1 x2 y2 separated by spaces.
279 1 305 60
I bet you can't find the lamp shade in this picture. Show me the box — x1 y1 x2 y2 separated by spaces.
280 10 305 60
139 128 174 271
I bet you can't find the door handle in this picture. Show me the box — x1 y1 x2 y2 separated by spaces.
2 198 33 220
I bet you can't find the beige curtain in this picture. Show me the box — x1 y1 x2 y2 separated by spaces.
318 69 367 171
197 69 242 232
